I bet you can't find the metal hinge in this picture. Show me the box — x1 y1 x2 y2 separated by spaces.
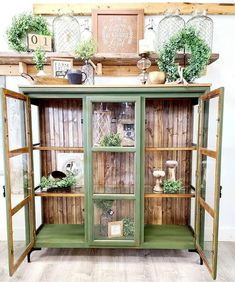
2 185 5 198
198 104 201 114
220 185 222 198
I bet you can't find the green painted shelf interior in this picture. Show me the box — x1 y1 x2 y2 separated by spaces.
35 224 194 249
143 224 195 249
35 224 86 248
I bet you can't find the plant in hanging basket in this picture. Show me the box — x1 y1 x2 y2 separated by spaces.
7 13 51 52
162 179 183 194
40 172 76 192
158 26 211 83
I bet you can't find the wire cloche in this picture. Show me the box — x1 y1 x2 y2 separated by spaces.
157 9 185 51
186 10 213 50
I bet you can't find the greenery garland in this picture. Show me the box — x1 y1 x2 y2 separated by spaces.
7 13 51 52
158 27 211 83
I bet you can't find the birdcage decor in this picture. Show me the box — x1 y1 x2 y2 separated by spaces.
93 103 112 146
157 9 185 51
186 10 213 50
53 14 81 53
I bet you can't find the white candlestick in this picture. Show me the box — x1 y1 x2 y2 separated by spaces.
139 39 155 54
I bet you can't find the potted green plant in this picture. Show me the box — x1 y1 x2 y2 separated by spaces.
162 179 183 194
40 171 76 192
74 38 96 84
100 133 122 147
33 47 47 76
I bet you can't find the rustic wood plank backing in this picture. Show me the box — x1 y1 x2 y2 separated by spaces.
39 99 84 224
144 99 194 225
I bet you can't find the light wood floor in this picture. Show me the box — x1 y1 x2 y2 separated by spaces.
0 242 234 282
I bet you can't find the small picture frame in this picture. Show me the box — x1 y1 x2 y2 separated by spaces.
51 58 73 78
108 221 123 238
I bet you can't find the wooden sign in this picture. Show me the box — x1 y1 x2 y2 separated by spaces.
27 33 52 51
51 58 73 78
92 9 144 56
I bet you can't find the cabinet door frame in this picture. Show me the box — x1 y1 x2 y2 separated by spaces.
195 88 224 280
85 96 141 247
1 88 35 276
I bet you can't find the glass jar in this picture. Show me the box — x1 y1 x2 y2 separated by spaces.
53 14 81 53
186 10 213 50
157 9 185 51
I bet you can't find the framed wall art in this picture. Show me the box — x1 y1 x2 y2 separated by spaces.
108 221 123 238
51 58 73 78
92 9 144 56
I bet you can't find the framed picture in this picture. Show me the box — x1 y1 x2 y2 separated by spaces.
51 58 73 78
108 221 123 238
92 9 144 56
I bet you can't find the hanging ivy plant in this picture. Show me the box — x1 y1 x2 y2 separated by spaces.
158 27 211 83
7 13 51 52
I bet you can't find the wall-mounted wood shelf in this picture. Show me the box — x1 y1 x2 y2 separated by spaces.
33 3 235 15
0 52 219 77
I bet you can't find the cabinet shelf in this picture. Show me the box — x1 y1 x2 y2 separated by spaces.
144 193 195 198
143 224 195 249
33 146 84 152
35 224 86 248
145 146 196 151
35 187 84 197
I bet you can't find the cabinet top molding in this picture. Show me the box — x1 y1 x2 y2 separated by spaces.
33 2 235 16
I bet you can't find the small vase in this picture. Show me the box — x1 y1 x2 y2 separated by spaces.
37 69 46 76
81 60 94 85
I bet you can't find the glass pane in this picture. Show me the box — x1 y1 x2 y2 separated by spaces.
199 205 214 267
144 151 191 194
92 102 135 147
6 97 27 151
93 152 135 194
93 199 135 240
145 99 193 148
202 97 219 151
12 203 31 263
10 153 30 208
200 155 216 209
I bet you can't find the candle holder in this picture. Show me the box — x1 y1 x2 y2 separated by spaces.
137 52 151 84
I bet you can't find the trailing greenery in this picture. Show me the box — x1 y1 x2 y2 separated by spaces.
94 199 114 213
158 26 211 83
7 13 51 52
163 179 182 194
75 38 96 61
100 133 122 147
123 217 135 237
33 47 46 71
40 173 76 189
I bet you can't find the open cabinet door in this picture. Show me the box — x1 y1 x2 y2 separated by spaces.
1 89 35 276
195 88 224 280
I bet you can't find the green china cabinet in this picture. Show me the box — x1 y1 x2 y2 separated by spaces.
0 84 224 279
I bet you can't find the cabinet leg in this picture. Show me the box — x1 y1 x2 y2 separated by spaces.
188 249 203 266
200 257 203 265
27 248 41 263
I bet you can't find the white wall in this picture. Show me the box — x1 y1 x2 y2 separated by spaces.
0 0 235 241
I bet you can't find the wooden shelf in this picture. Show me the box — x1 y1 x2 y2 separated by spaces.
35 187 84 197
145 146 196 151
0 52 219 77
33 146 84 152
143 224 195 249
144 193 195 198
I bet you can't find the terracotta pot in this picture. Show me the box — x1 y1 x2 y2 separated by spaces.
148 71 166 84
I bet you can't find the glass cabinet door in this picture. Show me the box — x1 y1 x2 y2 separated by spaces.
1 89 35 276
85 97 141 246
196 88 224 280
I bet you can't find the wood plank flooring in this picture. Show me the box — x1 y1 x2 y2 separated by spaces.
0 242 234 282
